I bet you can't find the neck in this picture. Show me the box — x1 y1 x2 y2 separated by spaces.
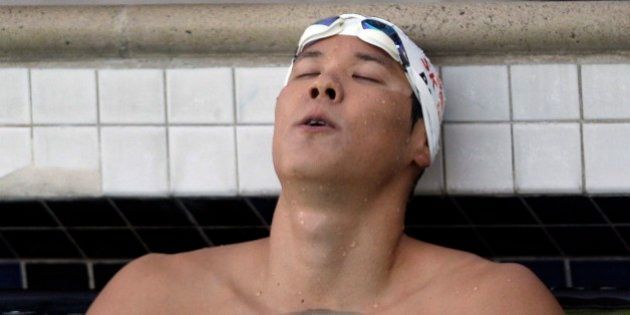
262 178 412 311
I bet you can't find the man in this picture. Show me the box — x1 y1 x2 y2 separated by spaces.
88 14 564 314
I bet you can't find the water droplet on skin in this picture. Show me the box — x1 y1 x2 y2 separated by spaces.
372 302 380 308
256 290 262 296
473 286 478 291
350 241 357 248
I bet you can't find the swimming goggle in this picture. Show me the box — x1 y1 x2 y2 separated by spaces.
295 14 411 70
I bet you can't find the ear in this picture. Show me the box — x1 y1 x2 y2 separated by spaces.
409 119 431 169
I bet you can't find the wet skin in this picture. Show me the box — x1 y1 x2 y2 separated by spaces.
87 36 565 315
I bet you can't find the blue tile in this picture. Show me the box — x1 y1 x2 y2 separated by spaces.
504 260 566 289
547 227 630 256
571 260 630 289
26 263 89 290
455 196 536 224
477 227 560 257
0 263 22 289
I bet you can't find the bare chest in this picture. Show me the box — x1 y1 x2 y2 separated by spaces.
154 281 473 315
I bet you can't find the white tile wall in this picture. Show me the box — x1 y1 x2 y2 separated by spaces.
31 69 97 124
0 127 31 178
441 65 510 122
582 64 630 119
444 123 513 193
235 67 287 124
0 68 30 124
166 68 234 124
33 127 99 170
513 123 582 193
414 145 444 194
101 126 168 195
169 126 237 195
583 123 630 193
1 62 629 197
236 125 280 195
99 69 165 123
511 64 580 120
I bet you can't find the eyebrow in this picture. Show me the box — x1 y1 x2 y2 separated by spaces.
295 49 322 62
295 49 391 68
354 52 390 67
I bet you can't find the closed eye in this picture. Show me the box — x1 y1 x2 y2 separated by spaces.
353 74 381 83
296 72 319 79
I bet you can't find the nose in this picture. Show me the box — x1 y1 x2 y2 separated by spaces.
309 74 343 103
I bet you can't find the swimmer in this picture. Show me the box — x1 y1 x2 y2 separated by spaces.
87 14 564 314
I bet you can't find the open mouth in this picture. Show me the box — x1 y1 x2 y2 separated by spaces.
305 119 328 127
299 114 337 129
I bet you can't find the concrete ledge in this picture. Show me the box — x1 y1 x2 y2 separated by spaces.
0 2 629 61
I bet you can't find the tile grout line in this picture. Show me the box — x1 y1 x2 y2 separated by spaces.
39 201 89 260
232 68 241 196
27 68 34 165
173 198 214 246
106 198 152 253
0 222 630 233
3 118 630 128
163 69 172 195
448 196 496 257
507 65 517 194
588 196 630 252
577 64 587 195
2 255 630 264
87 261 95 290
518 197 566 257
20 261 27 289
96 69 104 196
0 232 19 258
564 259 573 287
1 222 630 230
0 258 133 264
244 198 271 229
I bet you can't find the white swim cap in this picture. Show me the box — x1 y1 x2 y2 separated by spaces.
284 13 445 164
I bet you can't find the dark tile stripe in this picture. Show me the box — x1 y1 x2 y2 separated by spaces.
25 263 89 291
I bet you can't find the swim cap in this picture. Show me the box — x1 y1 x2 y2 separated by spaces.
284 13 445 165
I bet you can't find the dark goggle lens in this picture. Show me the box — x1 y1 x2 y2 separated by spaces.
361 19 402 45
314 16 340 26
361 19 409 67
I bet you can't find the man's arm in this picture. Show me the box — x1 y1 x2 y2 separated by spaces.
470 262 565 315
86 253 169 315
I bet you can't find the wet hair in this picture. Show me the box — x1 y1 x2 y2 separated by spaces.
410 95 423 128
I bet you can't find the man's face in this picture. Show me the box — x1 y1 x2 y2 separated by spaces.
272 35 429 186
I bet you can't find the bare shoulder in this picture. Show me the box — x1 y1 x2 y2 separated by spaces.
397 238 563 314
87 239 268 314
462 261 565 314
86 253 175 314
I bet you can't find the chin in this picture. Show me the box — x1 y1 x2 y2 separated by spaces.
275 156 339 183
